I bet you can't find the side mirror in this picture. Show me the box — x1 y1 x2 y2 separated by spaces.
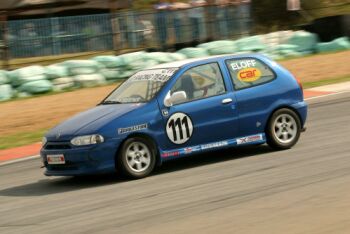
164 91 187 107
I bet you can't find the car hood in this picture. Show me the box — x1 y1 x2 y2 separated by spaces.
46 104 144 141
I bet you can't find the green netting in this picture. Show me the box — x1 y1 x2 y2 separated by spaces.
15 65 46 77
10 74 48 87
277 50 302 58
127 59 159 71
265 44 302 58
9 66 48 86
145 52 173 63
261 53 284 60
100 68 122 80
45 64 69 79
143 60 160 68
199 40 235 48
317 37 350 53
0 70 9 85
119 51 147 65
73 74 106 87
208 45 237 55
198 40 237 55
177 47 209 58
274 44 299 51
18 80 53 94
168 53 187 61
0 84 13 101
235 36 266 52
17 92 32 98
287 31 318 52
115 70 136 79
61 60 103 76
52 77 75 91
91 56 125 69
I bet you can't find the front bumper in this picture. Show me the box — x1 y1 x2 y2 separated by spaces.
41 139 120 176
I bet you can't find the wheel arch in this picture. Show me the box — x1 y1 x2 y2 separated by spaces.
115 133 162 169
264 105 303 132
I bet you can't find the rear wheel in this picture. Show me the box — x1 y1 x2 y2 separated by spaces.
117 137 156 179
266 108 301 149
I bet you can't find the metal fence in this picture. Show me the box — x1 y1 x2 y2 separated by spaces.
4 3 252 59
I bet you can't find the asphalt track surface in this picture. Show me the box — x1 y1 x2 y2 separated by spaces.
1 92 350 234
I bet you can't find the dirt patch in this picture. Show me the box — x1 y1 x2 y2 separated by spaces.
0 85 116 136
279 51 350 82
1 51 350 137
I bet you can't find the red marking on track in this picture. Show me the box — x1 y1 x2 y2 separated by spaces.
303 90 333 99
0 143 41 162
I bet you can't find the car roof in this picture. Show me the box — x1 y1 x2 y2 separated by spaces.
148 53 264 69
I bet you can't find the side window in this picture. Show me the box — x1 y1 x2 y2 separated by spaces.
171 63 226 104
226 58 275 90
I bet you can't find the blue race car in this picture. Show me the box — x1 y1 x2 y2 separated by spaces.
41 54 307 178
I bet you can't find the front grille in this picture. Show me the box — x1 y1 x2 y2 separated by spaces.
45 142 71 150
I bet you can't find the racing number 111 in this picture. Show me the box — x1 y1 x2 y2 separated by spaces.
168 116 190 141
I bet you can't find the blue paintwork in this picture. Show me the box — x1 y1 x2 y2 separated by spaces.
41 54 308 176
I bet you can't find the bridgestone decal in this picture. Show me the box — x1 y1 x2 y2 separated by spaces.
118 123 148 134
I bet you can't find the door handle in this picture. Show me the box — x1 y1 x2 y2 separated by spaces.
222 98 233 104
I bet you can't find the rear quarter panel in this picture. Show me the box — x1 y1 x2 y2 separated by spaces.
223 55 306 136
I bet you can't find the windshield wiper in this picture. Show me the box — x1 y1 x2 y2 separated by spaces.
99 100 123 105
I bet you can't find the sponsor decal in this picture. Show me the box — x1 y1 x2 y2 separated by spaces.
118 123 148 134
201 141 228 150
237 68 262 82
237 134 263 145
184 147 193 154
161 134 265 159
230 59 257 70
128 68 177 83
161 151 180 158
166 112 193 145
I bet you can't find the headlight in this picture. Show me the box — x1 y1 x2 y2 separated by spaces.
70 134 104 146
42 137 47 146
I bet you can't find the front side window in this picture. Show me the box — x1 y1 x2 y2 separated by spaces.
102 68 178 104
226 58 275 90
170 63 226 104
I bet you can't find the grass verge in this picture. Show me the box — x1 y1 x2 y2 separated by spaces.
302 75 350 89
0 129 47 150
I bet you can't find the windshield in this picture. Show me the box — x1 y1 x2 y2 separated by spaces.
102 68 178 104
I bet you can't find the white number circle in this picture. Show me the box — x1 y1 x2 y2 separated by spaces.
166 112 193 144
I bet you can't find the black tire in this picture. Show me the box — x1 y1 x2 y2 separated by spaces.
266 108 301 150
117 137 156 179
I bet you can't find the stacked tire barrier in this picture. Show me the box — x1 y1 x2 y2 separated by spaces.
0 31 349 102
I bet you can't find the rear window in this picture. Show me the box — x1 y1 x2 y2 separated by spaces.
226 58 276 90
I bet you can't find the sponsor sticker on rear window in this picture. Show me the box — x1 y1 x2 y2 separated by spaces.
237 68 262 82
230 59 256 70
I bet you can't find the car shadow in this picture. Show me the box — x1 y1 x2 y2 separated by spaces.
0 174 123 197
0 145 274 197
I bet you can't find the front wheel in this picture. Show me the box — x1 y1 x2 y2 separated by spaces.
117 137 156 179
266 108 301 150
